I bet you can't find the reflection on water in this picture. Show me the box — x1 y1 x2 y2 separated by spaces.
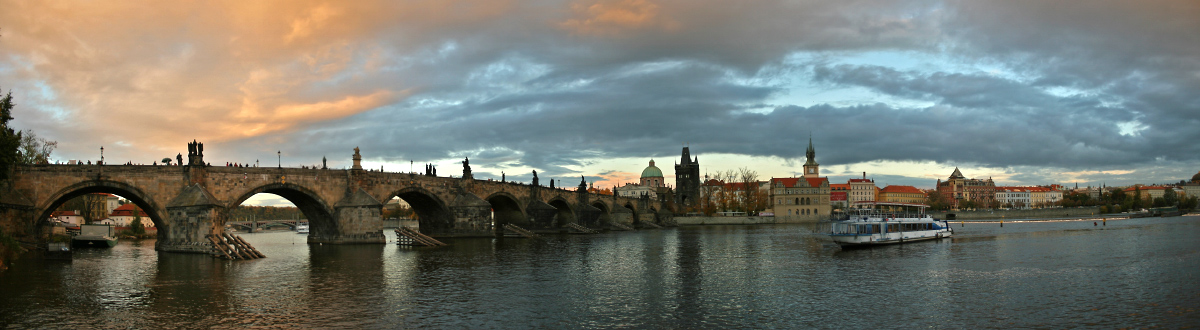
2 217 1199 328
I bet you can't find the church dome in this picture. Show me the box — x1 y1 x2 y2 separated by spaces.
1192 170 1200 183
641 160 664 178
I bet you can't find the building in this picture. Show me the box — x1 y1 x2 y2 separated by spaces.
770 177 830 220
640 159 665 188
615 182 656 199
1122 185 1169 201
1027 186 1062 208
615 160 666 199
995 187 1032 209
848 173 878 205
51 210 84 225
675 147 701 209
936 168 996 209
1182 170 1200 199
830 183 850 209
879 185 925 204
769 137 830 221
109 203 155 227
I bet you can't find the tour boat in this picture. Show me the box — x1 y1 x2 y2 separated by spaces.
826 201 952 248
296 223 309 234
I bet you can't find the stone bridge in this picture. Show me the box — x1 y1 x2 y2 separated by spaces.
0 147 672 254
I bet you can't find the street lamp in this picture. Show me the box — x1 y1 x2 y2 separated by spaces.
277 151 281 168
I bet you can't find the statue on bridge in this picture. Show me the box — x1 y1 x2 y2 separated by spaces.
322 156 327 170
550 178 555 189
462 158 472 179
501 172 505 183
176 153 182 166
532 170 538 186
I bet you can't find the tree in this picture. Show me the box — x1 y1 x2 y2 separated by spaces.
1131 187 1143 209
0 88 21 180
1163 188 1179 207
129 204 146 236
17 129 56 164
1181 195 1199 211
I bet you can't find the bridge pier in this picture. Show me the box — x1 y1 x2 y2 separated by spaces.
160 184 224 253
311 189 386 244
446 193 494 237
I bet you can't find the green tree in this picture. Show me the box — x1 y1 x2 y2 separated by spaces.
1163 188 1179 207
129 204 146 236
1131 187 1143 209
1181 195 1199 211
0 88 21 180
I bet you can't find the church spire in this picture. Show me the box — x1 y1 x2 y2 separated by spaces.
803 134 819 178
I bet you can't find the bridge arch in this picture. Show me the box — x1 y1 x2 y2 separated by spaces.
547 197 575 227
37 180 166 231
232 183 336 238
591 200 612 225
623 202 640 226
386 186 453 233
486 192 526 232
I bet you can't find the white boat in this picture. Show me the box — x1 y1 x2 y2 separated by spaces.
826 201 953 248
296 223 309 234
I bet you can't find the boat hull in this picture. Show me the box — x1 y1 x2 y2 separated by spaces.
830 232 951 247
71 237 118 248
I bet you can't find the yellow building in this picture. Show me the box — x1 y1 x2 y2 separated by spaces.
879 185 925 204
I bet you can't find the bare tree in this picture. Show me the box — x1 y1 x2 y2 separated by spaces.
18 129 56 164
737 167 761 214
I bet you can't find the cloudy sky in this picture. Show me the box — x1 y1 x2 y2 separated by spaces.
2 0 1198 206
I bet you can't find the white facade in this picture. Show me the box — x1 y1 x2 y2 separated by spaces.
615 183 656 199
996 187 1032 209
848 178 877 205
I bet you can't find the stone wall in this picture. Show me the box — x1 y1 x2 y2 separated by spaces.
930 206 1102 220
675 216 777 225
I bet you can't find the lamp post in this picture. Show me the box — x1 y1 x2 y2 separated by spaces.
277 151 281 168
100 146 104 165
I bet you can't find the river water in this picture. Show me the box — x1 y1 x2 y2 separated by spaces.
2 216 1199 329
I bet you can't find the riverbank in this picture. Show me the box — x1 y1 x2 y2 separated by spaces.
674 216 818 225
930 206 1102 220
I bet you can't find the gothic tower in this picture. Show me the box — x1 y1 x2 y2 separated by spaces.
803 136 820 178
675 147 701 208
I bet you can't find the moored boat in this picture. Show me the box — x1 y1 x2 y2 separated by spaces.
72 224 118 248
296 223 309 234
826 201 952 248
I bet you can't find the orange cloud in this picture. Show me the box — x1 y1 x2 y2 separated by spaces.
560 0 680 37
592 170 640 189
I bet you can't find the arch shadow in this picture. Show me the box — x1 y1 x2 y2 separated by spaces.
387 186 454 234
547 197 575 228
486 192 526 233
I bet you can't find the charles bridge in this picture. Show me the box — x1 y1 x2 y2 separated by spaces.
0 143 672 254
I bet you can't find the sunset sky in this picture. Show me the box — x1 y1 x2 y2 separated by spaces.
2 0 1198 206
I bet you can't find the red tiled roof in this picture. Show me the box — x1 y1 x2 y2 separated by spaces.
848 178 873 183
111 203 149 217
51 210 79 217
1123 185 1167 192
880 185 923 194
771 177 828 187
830 184 850 190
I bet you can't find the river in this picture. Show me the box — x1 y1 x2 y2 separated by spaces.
2 216 1199 328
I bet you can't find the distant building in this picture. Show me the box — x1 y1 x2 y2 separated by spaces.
1123 185 1169 201
51 210 84 225
936 168 996 209
769 137 830 221
615 182 656 199
1183 170 1200 199
615 159 666 199
830 183 850 208
640 159 665 188
996 187 1032 209
879 185 925 204
848 173 878 205
109 203 155 227
675 147 701 209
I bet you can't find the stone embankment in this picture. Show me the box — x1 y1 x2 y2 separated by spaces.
675 216 822 225
930 207 1103 220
